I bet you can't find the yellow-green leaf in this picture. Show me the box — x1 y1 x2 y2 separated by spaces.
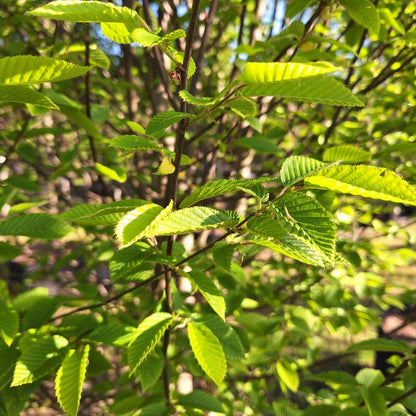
56 344 90 416
187 322 226 386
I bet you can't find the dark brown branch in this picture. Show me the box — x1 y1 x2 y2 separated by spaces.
190 0 218 95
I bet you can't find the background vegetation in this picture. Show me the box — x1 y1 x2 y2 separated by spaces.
0 0 416 415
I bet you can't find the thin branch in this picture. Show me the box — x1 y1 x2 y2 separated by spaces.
190 0 218 95
84 23 97 163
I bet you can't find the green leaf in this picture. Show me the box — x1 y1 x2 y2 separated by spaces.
0 242 23 262
360 387 387 416
241 62 340 83
156 157 175 175
0 342 19 390
323 145 372 163
110 135 162 151
179 390 224 413
274 20 305 41
128 312 172 374
310 370 358 386
227 96 257 118
0 300 18 346
115 203 163 248
213 241 235 273
187 271 226 320
56 344 90 416
0 56 91 86
280 156 327 186
101 22 135 44
234 135 280 154
12 287 49 312
146 111 187 139
0 86 59 109
276 361 299 393
285 0 313 19
89 48 111 69
305 165 416 206
132 28 162 47
347 338 413 354
192 314 245 360
180 177 275 208
248 192 337 267
340 0 380 36
242 76 364 107
8 201 47 215
12 335 68 386
109 243 152 282
134 403 167 416
134 206 240 239
356 368 384 388
187 321 226 386
179 90 215 106
137 351 164 392
0 213 73 239
94 162 127 183
28 0 141 25
59 199 147 226
87 323 136 347
60 106 101 138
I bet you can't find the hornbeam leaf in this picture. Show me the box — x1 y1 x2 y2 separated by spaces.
0 85 59 110
305 165 416 206
340 0 380 35
128 313 172 374
115 203 163 248
132 28 161 46
323 145 372 163
110 135 162 151
179 390 224 413
192 313 245 360
227 96 257 118
0 242 23 262
242 76 364 107
248 192 337 267
179 90 215 106
101 22 135 44
146 111 187 139
241 61 340 83
180 177 276 208
347 338 413 354
0 213 73 239
187 271 226 320
0 301 18 346
95 163 127 183
156 157 175 175
28 0 141 25
56 344 90 416
274 19 305 41
12 335 68 386
0 86 59 109
234 136 280 154
0 56 92 86
59 199 148 226
138 206 240 238
213 241 235 273
187 322 226 386
280 156 327 186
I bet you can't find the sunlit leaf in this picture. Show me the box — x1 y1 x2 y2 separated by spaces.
56 344 90 416
305 165 416 206
0 56 91 85
187 271 226 320
187 321 226 386
0 213 73 239
128 313 172 374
